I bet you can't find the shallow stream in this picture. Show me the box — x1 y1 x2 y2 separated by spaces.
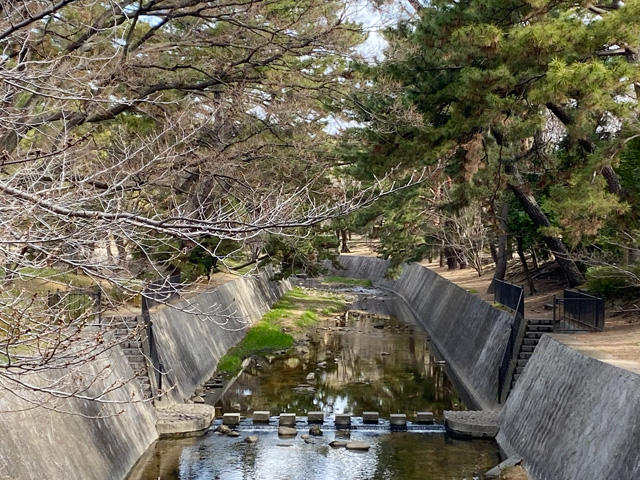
127 286 500 480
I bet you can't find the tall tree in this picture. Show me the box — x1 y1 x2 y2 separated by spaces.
349 0 640 287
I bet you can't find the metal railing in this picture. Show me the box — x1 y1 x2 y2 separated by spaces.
554 289 605 332
494 279 525 318
495 280 525 403
141 273 181 396
497 290 525 403
48 287 102 325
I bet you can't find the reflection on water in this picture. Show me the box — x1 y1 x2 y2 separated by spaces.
216 305 461 420
127 290 501 480
129 430 499 480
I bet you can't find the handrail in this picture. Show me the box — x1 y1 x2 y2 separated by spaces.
497 285 526 403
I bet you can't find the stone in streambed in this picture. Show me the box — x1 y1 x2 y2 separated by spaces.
346 441 370 451
216 425 232 435
329 440 349 448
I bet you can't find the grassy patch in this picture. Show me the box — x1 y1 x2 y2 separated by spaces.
323 276 373 287
467 288 478 294
217 321 294 376
296 310 317 328
17 267 96 288
217 286 346 376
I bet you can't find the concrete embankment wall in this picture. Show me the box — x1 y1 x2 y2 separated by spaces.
498 336 640 480
0 270 289 480
332 255 513 410
151 271 290 404
0 347 157 480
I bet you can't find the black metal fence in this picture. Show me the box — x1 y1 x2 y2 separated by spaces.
497 282 525 403
48 287 102 324
554 289 605 331
141 273 181 395
494 279 525 317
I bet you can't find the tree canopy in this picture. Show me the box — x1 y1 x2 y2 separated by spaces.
345 0 640 287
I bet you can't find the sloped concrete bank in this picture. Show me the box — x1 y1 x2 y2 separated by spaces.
0 347 157 480
331 255 513 410
498 335 640 480
150 271 290 404
0 271 289 480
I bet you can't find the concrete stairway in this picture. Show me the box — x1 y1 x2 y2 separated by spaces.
113 316 152 399
512 319 554 388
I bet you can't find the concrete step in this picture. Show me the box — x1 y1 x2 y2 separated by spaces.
525 332 545 339
517 359 529 367
135 381 152 399
129 361 147 371
528 319 554 326
125 354 145 364
521 345 536 353
523 339 539 346
527 325 553 333
516 366 525 374
122 347 143 356
115 328 139 338
518 352 533 360
513 373 521 382
136 379 151 389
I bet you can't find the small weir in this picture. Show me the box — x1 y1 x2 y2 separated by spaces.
127 284 501 480
217 414 446 433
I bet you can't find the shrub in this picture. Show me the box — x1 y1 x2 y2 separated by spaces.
584 266 640 299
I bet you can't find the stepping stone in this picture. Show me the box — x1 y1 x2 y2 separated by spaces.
363 412 379 424
252 411 270 423
223 413 240 426
308 411 324 424
416 412 434 424
390 414 407 427
278 426 297 436
335 413 351 427
279 413 296 427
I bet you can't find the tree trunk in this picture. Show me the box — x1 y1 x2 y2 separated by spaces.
488 200 509 294
530 246 539 271
517 235 536 295
489 242 498 264
547 102 625 196
340 229 350 253
508 180 584 287
457 249 468 269
602 165 623 195
439 248 445 267
444 246 458 270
